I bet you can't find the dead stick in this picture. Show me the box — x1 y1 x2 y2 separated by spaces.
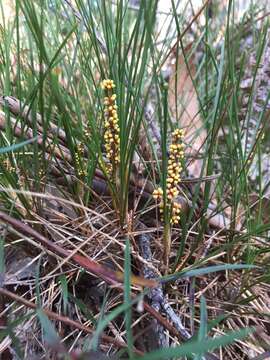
0 96 66 143
0 111 72 163
139 233 190 340
0 211 157 288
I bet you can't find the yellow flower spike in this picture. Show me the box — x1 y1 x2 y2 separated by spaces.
153 187 163 200
101 79 120 171
152 128 184 231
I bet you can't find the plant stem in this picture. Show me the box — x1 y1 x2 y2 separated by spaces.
163 217 171 274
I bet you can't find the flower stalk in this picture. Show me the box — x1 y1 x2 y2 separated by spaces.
101 79 120 177
153 128 185 272
100 79 124 221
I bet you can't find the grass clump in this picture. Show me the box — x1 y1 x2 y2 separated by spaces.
0 1 269 359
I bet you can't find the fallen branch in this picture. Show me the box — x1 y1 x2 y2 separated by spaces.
0 110 72 163
0 211 156 288
138 233 190 340
0 96 66 143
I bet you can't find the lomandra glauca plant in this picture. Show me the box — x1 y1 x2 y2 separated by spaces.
153 129 185 272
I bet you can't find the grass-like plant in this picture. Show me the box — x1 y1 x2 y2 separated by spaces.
0 0 269 359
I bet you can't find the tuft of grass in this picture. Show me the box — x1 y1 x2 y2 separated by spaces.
0 0 269 359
